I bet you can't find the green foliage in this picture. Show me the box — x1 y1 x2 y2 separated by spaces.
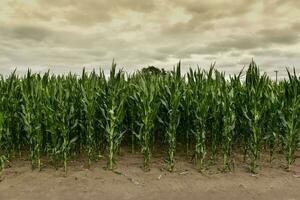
0 61 299 174
132 75 160 170
160 63 182 171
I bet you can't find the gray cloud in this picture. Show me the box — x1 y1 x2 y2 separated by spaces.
163 25 300 58
170 1 256 18
0 24 52 42
0 0 299 77
249 49 300 58
8 0 156 26
161 1 257 35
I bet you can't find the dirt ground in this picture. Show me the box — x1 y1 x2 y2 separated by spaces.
0 152 300 200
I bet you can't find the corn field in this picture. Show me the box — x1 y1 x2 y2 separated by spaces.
0 61 299 174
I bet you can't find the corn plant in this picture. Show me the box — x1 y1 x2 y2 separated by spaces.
126 76 141 154
160 63 182 171
243 61 271 172
188 68 209 169
281 69 300 170
180 81 193 157
20 72 43 170
80 71 98 167
207 67 222 162
263 85 280 163
56 79 78 172
99 62 126 170
131 75 160 170
222 81 235 171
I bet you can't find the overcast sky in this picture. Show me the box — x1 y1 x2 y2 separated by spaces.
0 0 300 78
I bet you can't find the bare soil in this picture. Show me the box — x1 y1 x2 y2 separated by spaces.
0 152 300 200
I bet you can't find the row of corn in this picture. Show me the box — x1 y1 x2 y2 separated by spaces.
0 61 299 174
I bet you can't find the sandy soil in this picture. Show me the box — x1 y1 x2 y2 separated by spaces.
0 152 299 200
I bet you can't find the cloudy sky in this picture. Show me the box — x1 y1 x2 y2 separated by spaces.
0 0 300 78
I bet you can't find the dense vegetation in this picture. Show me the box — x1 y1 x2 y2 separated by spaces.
0 61 299 174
